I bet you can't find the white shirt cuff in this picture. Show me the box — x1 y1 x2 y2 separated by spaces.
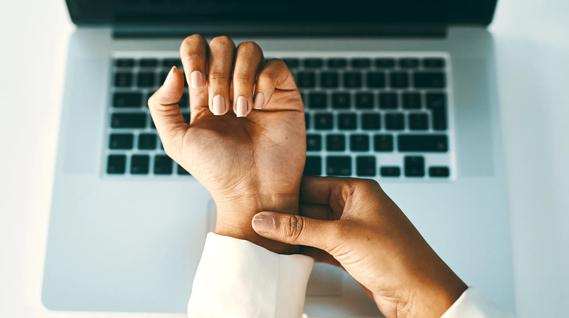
442 288 511 318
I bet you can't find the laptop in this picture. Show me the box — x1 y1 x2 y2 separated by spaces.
42 0 515 316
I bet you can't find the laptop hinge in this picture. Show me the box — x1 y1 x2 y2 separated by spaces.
112 23 447 39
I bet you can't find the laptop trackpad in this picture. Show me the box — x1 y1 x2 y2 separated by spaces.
307 263 343 296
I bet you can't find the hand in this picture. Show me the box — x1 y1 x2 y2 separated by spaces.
147 35 305 253
251 177 467 318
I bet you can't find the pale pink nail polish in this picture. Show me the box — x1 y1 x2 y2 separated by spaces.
235 96 249 117
212 95 225 115
253 92 265 109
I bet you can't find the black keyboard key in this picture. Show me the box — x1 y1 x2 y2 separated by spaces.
115 58 135 68
350 134 370 151
375 58 395 69
343 72 362 88
304 156 322 176
327 58 347 68
109 134 133 150
326 156 352 176
296 71 316 88
283 58 300 69
426 93 448 130
389 71 410 89
404 156 425 177
326 134 346 151
361 113 381 130
181 110 190 123
162 58 181 68
304 113 311 130
332 92 351 109
385 113 405 130
379 92 399 109
107 155 126 174
399 58 420 69
130 154 150 175
374 134 394 152
314 113 334 130
408 113 429 131
398 134 448 152
137 72 156 88
356 156 376 177
113 92 142 108
320 72 339 88
402 92 422 109
307 134 322 151
303 58 324 68
337 113 357 130
308 92 328 109
177 164 191 176
413 72 446 88
111 113 147 129
114 72 133 87
138 133 157 150
423 58 446 68
429 166 450 178
154 155 173 175
350 58 371 68
355 92 374 109
366 71 386 88
139 58 158 68
380 166 401 177
159 69 170 83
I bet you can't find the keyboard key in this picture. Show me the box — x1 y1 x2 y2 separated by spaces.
154 155 173 175
356 156 376 177
404 156 425 177
426 93 448 130
303 58 324 68
380 166 401 177
379 92 399 109
350 58 371 68
385 113 405 130
350 134 370 151
408 113 429 130
115 58 135 68
343 72 362 88
111 113 147 129
114 72 133 87
337 113 357 130
296 71 316 88
139 58 158 67
332 92 351 109
366 71 386 88
355 92 374 109
389 71 410 89
375 58 396 69
304 113 311 130
423 58 446 68
177 164 191 176
326 134 346 151
320 72 339 88
138 133 157 150
314 113 333 130
307 134 322 151
181 110 190 123
109 133 133 150
113 92 142 108
326 156 352 176
137 72 156 88
402 92 422 109
308 92 328 109
399 58 420 69
283 58 300 69
361 113 381 130
107 155 126 174
130 154 150 174
398 134 448 152
374 134 394 152
304 156 322 176
413 72 446 88
429 166 450 178
327 58 347 68
161 58 181 68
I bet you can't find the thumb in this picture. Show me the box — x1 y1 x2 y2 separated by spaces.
252 212 338 253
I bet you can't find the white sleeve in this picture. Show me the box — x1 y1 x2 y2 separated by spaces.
187 233 314 318
441 288 512 318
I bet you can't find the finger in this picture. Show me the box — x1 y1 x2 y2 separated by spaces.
207 35 235 115
253 59 300 110
251 212 339 252
300 203 336 220
299 246 343 268
232 41 263 117
179 34 208 121
147 66 187 160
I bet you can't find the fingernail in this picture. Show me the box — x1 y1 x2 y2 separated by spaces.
235 96 249 117
212 95 225 115
190 70 205 89
164 66 177 85
253 92 265 109
252 213 275 234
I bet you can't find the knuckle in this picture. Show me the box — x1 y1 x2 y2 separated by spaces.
233 71 254 83
208 70 229 82
282 215 305 242
209 35 234 49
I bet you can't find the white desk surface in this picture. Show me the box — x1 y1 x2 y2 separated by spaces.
1 0 567 317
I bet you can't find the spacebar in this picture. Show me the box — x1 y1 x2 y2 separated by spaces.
398 134 448 152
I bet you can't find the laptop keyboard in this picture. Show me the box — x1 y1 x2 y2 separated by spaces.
106 54 454 180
